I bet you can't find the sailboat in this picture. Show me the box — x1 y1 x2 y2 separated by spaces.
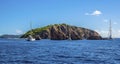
27 35 35 41
68 25 72 40
108 20 112 40
27 22 36 41
82 34 87 40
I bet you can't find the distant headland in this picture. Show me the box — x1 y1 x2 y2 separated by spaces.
21 23 102 40
0 34 21 39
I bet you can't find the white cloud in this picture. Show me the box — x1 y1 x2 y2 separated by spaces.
16 29 23 34
85 10 102 16
91 10 102 16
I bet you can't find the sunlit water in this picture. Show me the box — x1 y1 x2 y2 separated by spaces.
0 38 120 64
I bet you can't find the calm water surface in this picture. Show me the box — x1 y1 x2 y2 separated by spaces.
0 38 120 64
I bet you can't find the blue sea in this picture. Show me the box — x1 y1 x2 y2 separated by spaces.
0 38 120 64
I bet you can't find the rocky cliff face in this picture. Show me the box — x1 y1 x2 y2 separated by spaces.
21 24 102 40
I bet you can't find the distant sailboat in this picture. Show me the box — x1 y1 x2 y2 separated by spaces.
49 26 52 40
108 20 112 39
27 22 35 41
27 35 35 41
82 34 86 40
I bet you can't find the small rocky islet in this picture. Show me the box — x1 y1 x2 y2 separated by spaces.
21 24 102 40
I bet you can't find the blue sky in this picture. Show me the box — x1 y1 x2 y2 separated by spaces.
0 0 120 38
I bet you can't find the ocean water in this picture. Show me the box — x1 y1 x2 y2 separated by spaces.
0 38 120 64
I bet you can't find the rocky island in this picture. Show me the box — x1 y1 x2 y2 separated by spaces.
21 24 102 40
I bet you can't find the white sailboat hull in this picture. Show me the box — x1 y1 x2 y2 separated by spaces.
27 35 36 41
27 38 35 41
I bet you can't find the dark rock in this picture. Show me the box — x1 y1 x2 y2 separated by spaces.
50 26 67 40
34 35 41 40
87 36 102 40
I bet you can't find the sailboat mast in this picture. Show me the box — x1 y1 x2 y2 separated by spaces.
30 22 32 30
30 21 34 34
109 20 112 39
